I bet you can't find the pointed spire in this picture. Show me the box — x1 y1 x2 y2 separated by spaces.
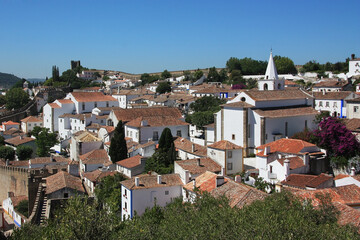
264 51 278 80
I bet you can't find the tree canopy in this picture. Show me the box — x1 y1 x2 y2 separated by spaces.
273 55 297 74
0 146 15 160
161 69 172 79
32 127 58 157
156 81 171 94
109 121 128 163
16 145 33 160
5 88 29 110
11 192 360 239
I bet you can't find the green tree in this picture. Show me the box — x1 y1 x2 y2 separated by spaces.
193 70 204 80
156 81 171 94
109 121 128 163
207 67 220 82
5 88 29 110
239 57 267 75
158 127 176 166
161 69 172 79
188 111 214 128
226 57 242 73
219 69 228 82
52 65 60 82
229 69 245 84
0 94 6 106
0 146 15 160
15 200 29 217
273 55 297 74
94 173 126 213
33 127 58 157
0 135 5 145
61 69 79 86
16 145 33 160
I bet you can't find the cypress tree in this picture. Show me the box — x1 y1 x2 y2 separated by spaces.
158 128 176 166
109 121 128 163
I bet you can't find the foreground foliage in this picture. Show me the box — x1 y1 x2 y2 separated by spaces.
12 191 360 240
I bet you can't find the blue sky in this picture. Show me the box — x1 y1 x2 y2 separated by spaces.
0 0 359 78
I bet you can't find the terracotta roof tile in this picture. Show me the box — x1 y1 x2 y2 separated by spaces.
49 103 60 108
222 101 254 108
46 171 85 194
334 174 349 180
208 140 242 150
175 158 221 175
69 92 116 102
257 138 316 155
112 107 182 122
313 91 355 100
253 106 318 118
126 116 189 128
83 169 116 183
79 149 111 165
30 156 69 164
3 121 19 125
277 156 305 170
116 155 143 169
121 173 183 190
313 79 349 88
282 173 333 189
21 116 42 123
244 89 312 101
343 118 360 132
174 137 207 157
211 180 267 208
5 136 35 146
57 99 74 104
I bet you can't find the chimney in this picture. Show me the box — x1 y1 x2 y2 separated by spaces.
197 158 200 166
157 175 162 184
19 135 23 140
275 182 283 193
235 175 241 183
135 177 139 187
352 54 355 60
264 146 270 155
351 167 356 176
8 192 14 198
221 167 225 177
183 170 190 184
284 159 290 178
192 144 195 152
323 90 326 95
5 159 9 166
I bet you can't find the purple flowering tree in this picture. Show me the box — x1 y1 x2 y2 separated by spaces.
231 84 246 90
314 117 360 166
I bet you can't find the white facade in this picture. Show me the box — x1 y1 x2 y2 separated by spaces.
335 176 360 188
21 120 43 133
121 181 182 220
315 99 345 117
348 58 360 77
43 100 75 132
207 147 243 175
2 197 27 227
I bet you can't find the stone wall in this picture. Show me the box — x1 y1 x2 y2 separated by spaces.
0 166 29 204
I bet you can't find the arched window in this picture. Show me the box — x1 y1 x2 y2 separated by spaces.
264 83 268 90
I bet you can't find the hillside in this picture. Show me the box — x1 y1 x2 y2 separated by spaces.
0 72 22 88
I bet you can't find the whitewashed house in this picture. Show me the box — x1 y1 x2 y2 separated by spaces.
313 91 358 118
116 155 146 178
346 98 360 119
124 116 189 144
45 171 85 199
121 174 183 220
312 79 352 92
20 116 43 133
207 140 243 175
2 195 28 227
255 138 326 183
79 149 112 173
348 54 360 77
82 170 116 194
174 137 207 160
215 52 317 155
43 99 75 132
70 131 103 161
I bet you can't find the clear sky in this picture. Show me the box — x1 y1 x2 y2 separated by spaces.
1 0 359 78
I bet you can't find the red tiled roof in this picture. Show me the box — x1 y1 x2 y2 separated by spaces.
30 156 69 164
46 171 85 194
313 91 354 100
83 169 116 183
174 137 207 157
334 174 349 180
126 116 189 128
343 118 360 132
253 106 318 118
277 156 305 170
49 103 60 108
282 173 333 189
2 121 19 125
21 116 42 123
69 92 116 102
121 173 183 190
79 149 111 165
116 155 143 169
112 107 182 122
175 158 221 175
313 79 349 88
57 99 74 104
244 89 312 101
208 140 242 150
5 136 35 146
257 138 316 155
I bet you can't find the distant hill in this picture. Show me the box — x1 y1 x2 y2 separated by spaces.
27 78 45 84
0 72 22 88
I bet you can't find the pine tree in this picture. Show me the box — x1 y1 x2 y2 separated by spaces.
109 121 128 163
